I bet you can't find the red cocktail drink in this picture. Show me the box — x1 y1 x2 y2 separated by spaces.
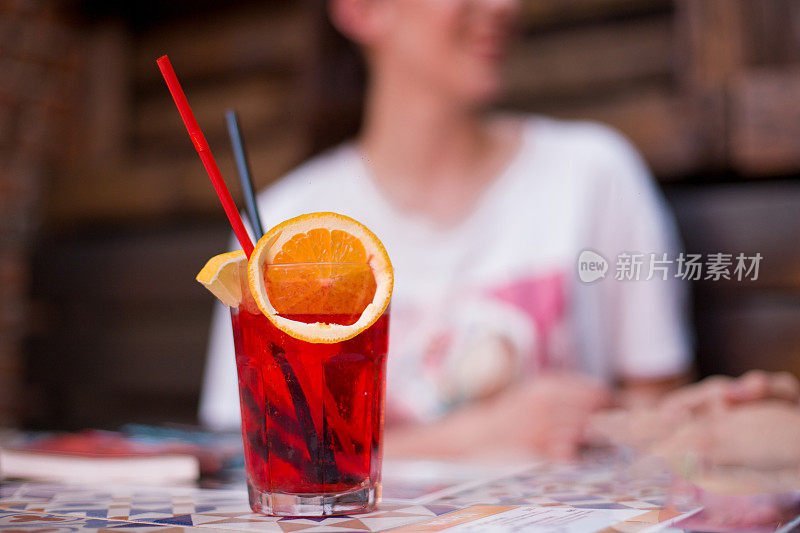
197 212 393 516
231 305 389 515
164 57 393 517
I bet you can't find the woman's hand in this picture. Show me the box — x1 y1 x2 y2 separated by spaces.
588 370 800 452
479 374 613 459
659 370 800 417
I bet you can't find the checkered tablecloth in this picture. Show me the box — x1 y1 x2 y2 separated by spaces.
0 456 710 532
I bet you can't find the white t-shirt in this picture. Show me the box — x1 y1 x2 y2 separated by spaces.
200 116 692 430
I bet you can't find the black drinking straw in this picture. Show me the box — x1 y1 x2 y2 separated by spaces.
225 110 264 240
224 109 339 479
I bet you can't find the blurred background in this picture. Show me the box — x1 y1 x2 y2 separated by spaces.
3 0 800 431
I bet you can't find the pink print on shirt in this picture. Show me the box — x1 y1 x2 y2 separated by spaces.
386 270 572 424
487 271 569 370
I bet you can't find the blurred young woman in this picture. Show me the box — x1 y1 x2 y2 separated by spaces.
201 0 693 458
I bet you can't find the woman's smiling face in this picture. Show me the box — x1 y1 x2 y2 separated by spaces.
332 0 520 106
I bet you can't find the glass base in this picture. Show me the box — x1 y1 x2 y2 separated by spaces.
247 482 379 516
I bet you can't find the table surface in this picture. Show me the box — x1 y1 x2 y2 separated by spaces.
0 455 797 532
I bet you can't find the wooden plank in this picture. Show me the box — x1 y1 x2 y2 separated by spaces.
25 223 233 421
667 181 800 291
739 0 800 66
133 76 295 150
505 16 674 101
46 130 307 224
730 67 800 176
64 389 199 428
82 22 130 169
29 321 208 394
26 379 200 428
133 5 310 88
532 88 720 177
674 0 748 91
520 0 672 29
29 223 231 304
694 296 800 379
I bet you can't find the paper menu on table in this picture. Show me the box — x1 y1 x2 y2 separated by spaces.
381 458 535 503
392 504 692 532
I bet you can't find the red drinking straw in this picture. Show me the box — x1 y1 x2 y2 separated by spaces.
156 55 254 257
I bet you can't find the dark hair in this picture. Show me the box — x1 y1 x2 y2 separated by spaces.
304 1 368 157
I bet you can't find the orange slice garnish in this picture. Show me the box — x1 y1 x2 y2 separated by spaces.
248 212 393 343
196 250 247 308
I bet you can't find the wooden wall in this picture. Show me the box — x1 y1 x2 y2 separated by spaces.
511 0 800 178
26 1 314 428
45 0 800 222
1 0 80 426
45 0 800 223
20 0 800 428
668 182 800 379
49 3 311 225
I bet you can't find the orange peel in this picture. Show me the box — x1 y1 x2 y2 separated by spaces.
247 212 393 343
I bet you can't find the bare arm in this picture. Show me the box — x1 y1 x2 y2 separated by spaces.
384 374 613 460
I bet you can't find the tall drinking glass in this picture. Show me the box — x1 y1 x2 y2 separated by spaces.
231 263 389 516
